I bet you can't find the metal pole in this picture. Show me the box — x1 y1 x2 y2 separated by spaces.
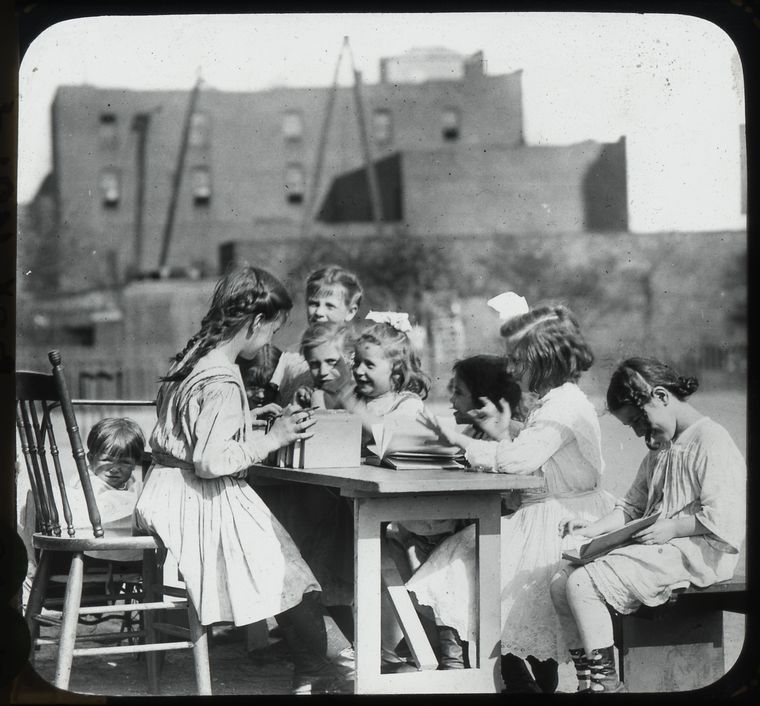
347 42 384 237
158 78 202 270
301 37 348 238
131 113 150 275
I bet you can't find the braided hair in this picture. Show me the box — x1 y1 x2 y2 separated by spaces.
161 266 293 382
500 304 593 394
606 357 699 413
355 322 430 399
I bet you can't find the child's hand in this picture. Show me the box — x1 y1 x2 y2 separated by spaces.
558 517 592 538
418 409 460 446
253 402 282 418
293 386 313 409
469 397 512 439
270 407 317 446
633 519 677 545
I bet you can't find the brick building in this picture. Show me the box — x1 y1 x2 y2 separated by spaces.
19 48 641 398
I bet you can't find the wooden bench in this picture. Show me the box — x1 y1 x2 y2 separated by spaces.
611 576 747 692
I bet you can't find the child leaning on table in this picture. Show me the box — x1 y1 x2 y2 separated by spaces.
292 321 355 410
20 417 147 608
134 265 355 695
269 265 364 406
550 357 746 693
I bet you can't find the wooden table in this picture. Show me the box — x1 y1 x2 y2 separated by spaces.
248 463 542 694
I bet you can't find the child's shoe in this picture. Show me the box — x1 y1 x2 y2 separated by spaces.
569 647 591 692
587 646 626 693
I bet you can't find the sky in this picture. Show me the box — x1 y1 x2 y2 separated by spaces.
17 11 746 232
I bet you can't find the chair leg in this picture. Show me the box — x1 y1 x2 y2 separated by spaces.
187 599 212 695
142 549 162 694
54 552 85 690
25 550 52 663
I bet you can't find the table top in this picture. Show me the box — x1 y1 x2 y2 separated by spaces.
247 462 544 496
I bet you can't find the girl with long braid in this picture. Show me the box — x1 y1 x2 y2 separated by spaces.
134 266 355 695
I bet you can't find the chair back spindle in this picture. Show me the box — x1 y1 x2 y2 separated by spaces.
15 350 104 538
49 350 104 537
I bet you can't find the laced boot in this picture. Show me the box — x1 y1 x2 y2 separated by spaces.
437 626 465 670
569 647 591 692
587 646 626 693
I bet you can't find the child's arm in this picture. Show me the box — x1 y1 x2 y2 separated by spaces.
560 507 628 539
632 516 709 545
192 383 315 478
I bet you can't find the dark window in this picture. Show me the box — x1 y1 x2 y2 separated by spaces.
283 111 303 142
372 109 393 144
191 166 212 206
442 108 461 141
99 113 118 149
189 112 210 148
99 168 121 208
285 163 305 204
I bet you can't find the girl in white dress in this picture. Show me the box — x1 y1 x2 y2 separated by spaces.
134 266 354 695
411 304 616 692
551 358 746 693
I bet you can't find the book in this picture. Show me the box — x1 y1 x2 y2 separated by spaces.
274 410 362 469
561 512 662 565
366 416 468 471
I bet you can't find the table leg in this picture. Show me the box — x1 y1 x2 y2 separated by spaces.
353 493 502 694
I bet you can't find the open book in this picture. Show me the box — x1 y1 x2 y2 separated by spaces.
365 416 468 470
562 512 662 565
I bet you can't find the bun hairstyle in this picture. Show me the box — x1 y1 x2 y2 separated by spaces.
500 304 593 394
306 265 364 310
300 321 355 359
606 357 699 413
355 322 430 399
452 355 522 414
163 266 293 382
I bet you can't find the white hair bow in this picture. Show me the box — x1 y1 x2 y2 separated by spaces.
487 292 529 322
365 310 412 334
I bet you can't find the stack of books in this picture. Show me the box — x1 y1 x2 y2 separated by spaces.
365 416 468 470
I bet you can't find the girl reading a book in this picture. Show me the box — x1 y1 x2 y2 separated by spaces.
411 302 615 692
134 265 355 695
550 357 746 693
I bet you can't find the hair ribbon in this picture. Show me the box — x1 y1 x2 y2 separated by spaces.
365 310 412 334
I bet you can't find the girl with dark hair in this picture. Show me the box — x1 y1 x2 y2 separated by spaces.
411 304 615 692
551 357 745 693
237 344 282 413
134 266 354 694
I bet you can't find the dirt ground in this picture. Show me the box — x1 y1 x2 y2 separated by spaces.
18 609 746 698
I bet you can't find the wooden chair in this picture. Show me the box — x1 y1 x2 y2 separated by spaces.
17 349 211 695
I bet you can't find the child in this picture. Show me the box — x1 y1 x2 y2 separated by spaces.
410 304 616 692
133 265 354 695
449 354 525 517
550 357 746 693
336 316 428 446
237 344 282 416
256 321 357 638
271 265 364 406
293 322 355 410
19 417 146 608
